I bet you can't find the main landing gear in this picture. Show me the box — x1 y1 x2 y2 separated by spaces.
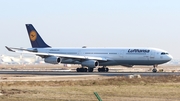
76 66 109 72
152 65 158 73
76 67 87 72
98 66 109 72
76 67 94 72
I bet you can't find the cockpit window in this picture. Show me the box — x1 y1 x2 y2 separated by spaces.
161 52 168 55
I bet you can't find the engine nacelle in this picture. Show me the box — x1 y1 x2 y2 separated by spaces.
44 56 61 64
81 60 99 68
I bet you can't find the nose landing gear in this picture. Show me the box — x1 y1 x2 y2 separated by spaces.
152 65 158 73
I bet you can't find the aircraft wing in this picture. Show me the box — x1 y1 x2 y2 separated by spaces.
5 46 107 61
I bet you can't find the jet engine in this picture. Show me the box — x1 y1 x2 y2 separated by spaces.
44 56 61 64
81 60 99 68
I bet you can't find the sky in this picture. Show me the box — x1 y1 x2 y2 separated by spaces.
0 0 180 58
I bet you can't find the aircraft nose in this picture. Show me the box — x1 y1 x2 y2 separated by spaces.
167 54 173 61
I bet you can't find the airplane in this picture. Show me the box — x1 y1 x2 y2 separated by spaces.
5 24 173 72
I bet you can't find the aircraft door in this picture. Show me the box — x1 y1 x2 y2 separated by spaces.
119 50 124 59
149 50 155 60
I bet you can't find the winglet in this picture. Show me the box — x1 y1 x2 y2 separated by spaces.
5 46 15 52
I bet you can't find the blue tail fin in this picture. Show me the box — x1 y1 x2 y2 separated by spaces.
26 24 50 48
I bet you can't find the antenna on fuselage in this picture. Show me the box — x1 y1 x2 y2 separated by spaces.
82 46 87 48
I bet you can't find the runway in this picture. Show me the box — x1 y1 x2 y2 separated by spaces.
0 70 179 76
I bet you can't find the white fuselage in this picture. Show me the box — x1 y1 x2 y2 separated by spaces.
35 47 172 66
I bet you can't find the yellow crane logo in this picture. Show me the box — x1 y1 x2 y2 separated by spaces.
30 31 37 41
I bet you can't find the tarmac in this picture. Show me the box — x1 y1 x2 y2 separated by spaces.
0 70 179 76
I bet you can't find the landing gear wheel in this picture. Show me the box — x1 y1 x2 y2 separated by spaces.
98 68 104 72
76 68 80 72
88 68 94 72
84 68 88 72
98 66 109 72
98 68 101 72
105 68 109 72
152 68 157 73
152 64 158 73
76 68 87 72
